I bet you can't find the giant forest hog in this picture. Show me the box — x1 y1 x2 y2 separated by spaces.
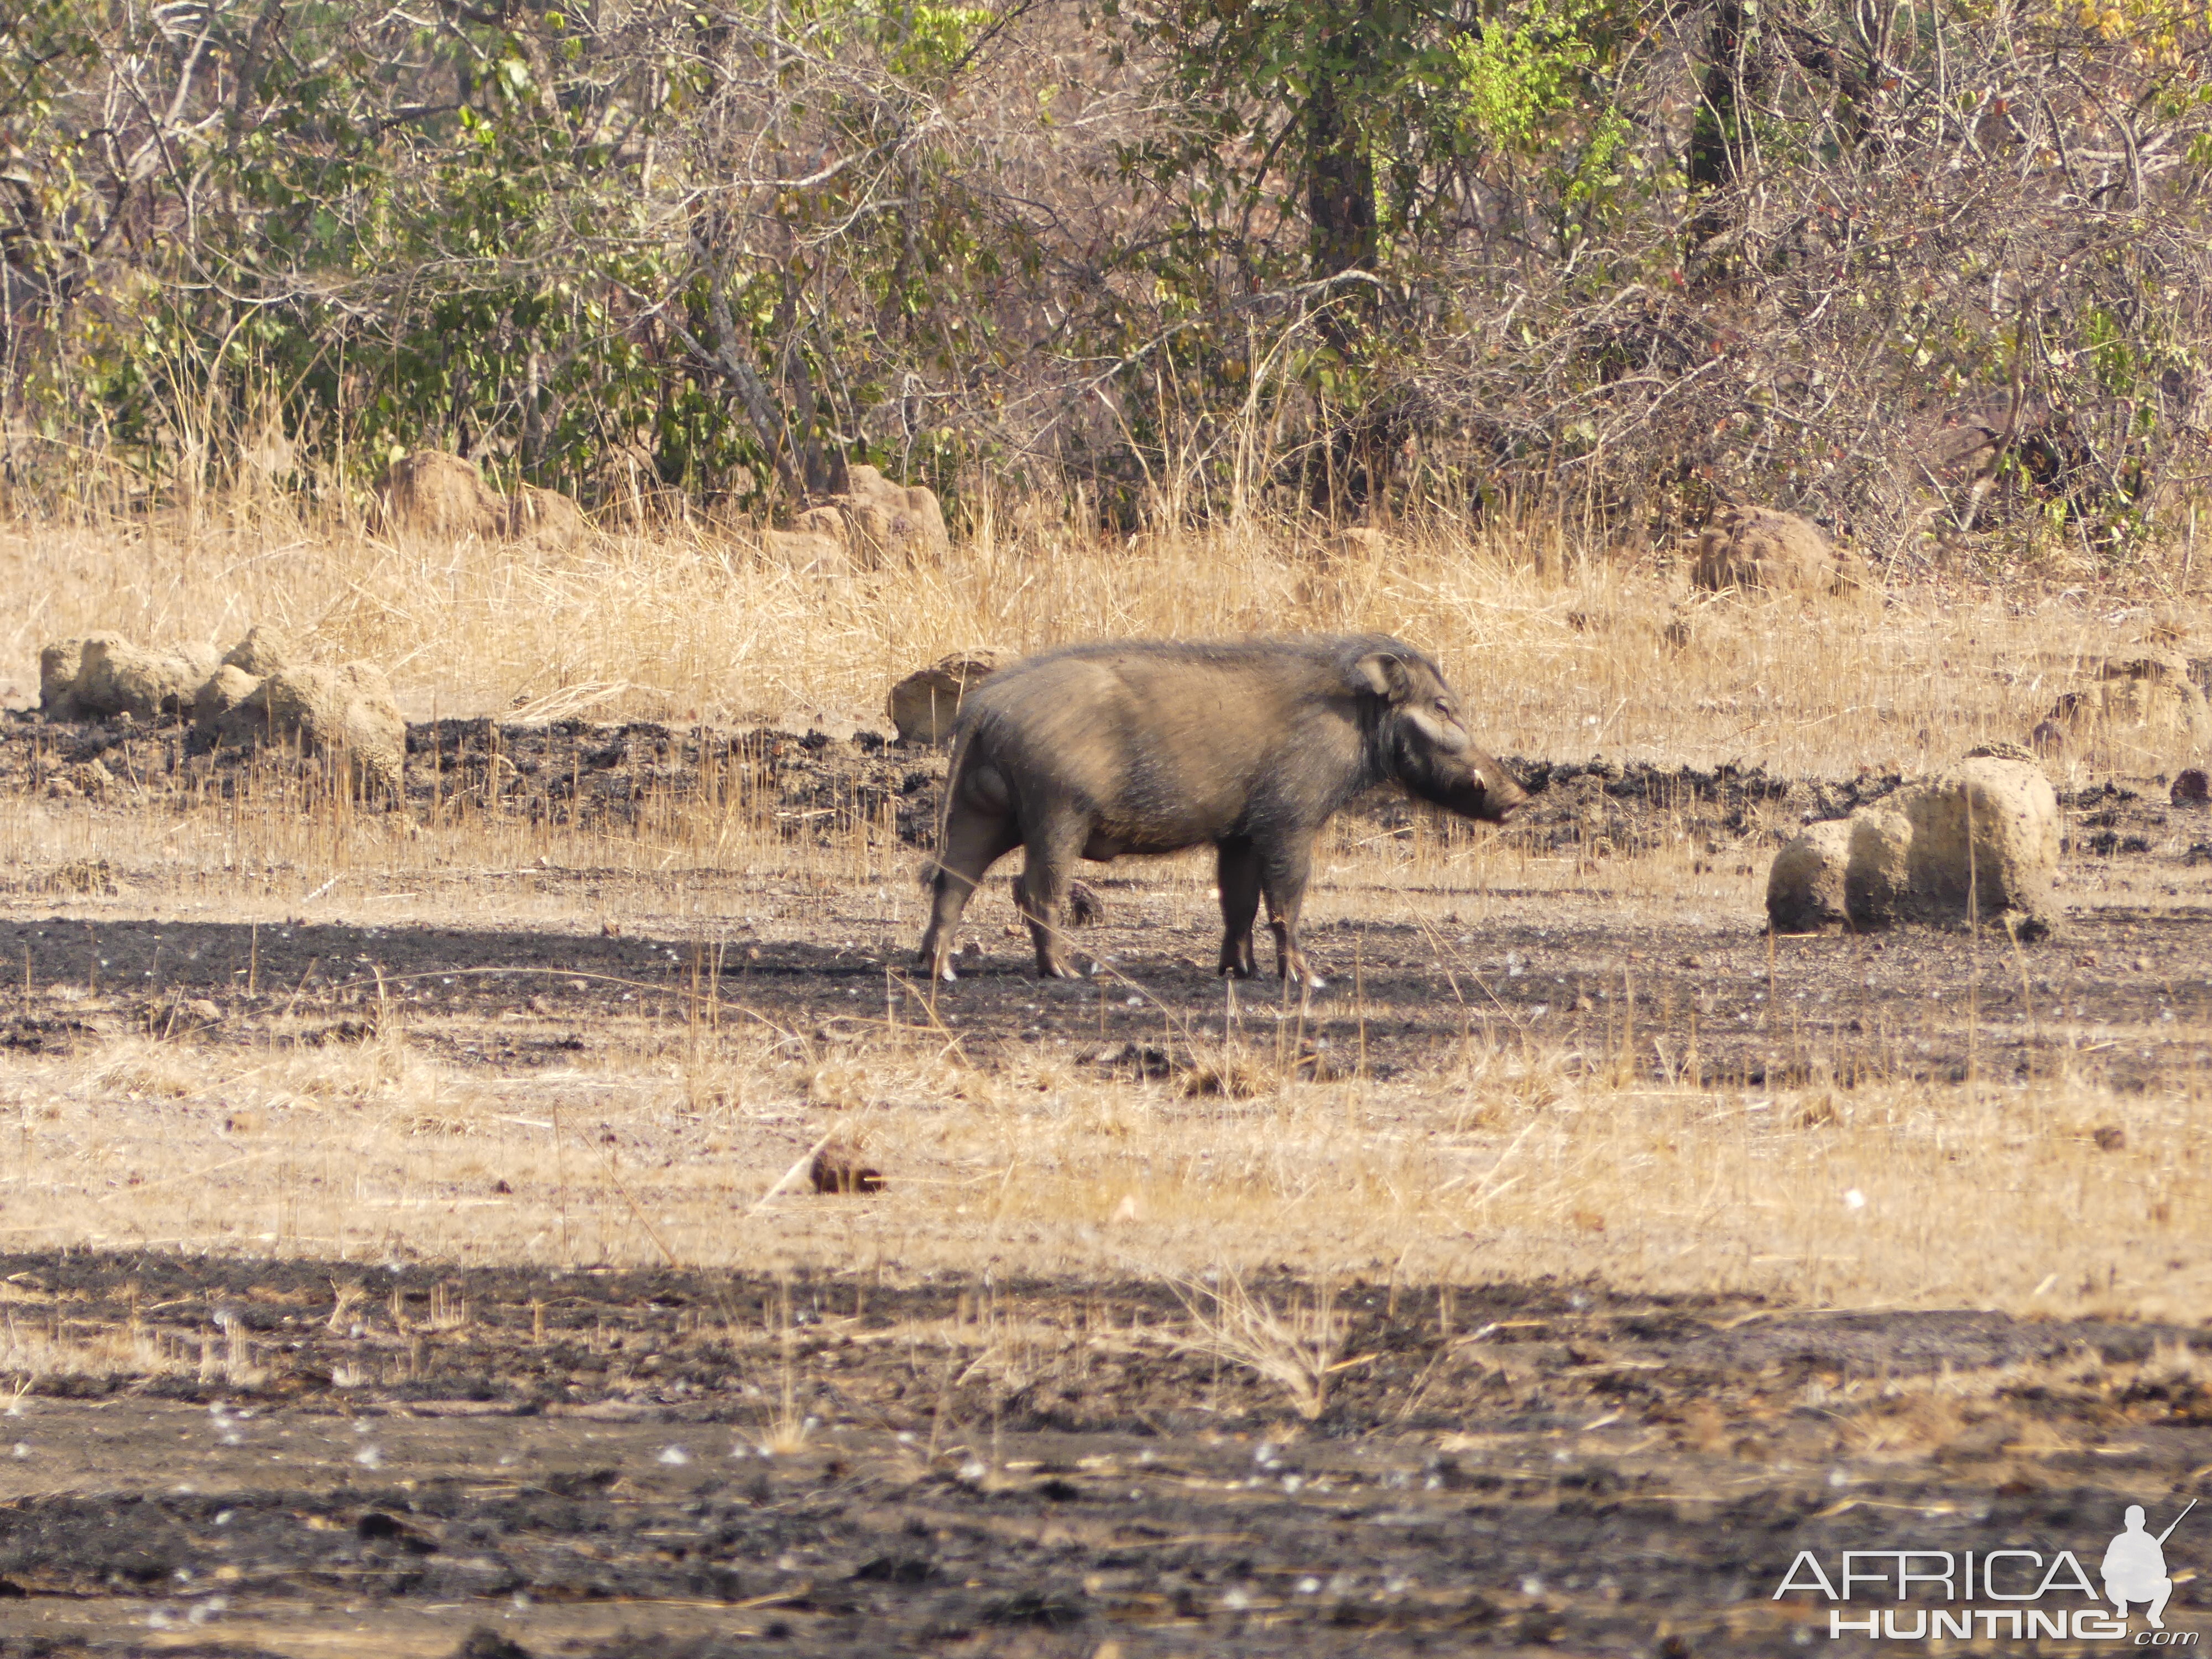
920 635 1528 983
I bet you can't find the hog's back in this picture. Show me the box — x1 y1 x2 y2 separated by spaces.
957 645 1362 847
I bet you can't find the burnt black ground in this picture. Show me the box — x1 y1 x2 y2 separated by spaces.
0 1258 2206 1656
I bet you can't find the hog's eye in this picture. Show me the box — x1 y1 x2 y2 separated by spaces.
1434 699 1452 716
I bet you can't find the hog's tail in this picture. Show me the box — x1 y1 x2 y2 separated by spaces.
915 717 980 891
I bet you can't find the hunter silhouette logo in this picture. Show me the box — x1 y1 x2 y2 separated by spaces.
1773 1499 2200 1643
2106 1501 2194 1631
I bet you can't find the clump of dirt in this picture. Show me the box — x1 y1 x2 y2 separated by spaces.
1688 502 1868 593
1767 755 2060 934
247 660 409 796
40 634 218 721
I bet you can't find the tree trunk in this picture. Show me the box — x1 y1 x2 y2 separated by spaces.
1688 0 1762 242
1306 42 1377 295
1305 20 1381 514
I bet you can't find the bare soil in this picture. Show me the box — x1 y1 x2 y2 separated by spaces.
0 1256 2206 1657
0 710 2208 1655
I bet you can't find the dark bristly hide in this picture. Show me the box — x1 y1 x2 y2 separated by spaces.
919 635 1526 984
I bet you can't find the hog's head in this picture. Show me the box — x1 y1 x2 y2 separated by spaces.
1355 649 1528 823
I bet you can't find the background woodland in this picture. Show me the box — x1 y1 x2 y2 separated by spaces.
6 0 2212 565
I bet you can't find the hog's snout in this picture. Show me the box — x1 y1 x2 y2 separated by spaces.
1420 758 1525 824
1425 749 1527 824
1481 764 1530 822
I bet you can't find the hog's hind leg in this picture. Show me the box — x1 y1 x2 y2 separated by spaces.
1015 815 1089 979
920 800 1019 981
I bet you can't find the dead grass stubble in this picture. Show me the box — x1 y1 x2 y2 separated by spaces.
0 988 2200 1326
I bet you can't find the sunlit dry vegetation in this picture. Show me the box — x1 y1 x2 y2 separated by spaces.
1 503 2198 778
0 507 2204 1329
0 877 2205 1317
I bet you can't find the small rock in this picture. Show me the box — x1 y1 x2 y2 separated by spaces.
193 665 263 730
207 662 405 798
39 638 92 717
187 999 222 1025
221 625 296 677
2093 1125 2126 1152
46 635 220 721
1766 820 1852 932
1855 758 2059 932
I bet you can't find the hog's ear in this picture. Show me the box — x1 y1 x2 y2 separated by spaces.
1352 653 1412 703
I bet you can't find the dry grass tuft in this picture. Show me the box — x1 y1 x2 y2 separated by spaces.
1170 1271 1360 1421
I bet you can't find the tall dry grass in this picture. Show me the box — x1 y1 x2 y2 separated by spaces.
1 497 2198 781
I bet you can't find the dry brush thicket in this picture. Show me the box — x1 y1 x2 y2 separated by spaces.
4 0 2211 563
